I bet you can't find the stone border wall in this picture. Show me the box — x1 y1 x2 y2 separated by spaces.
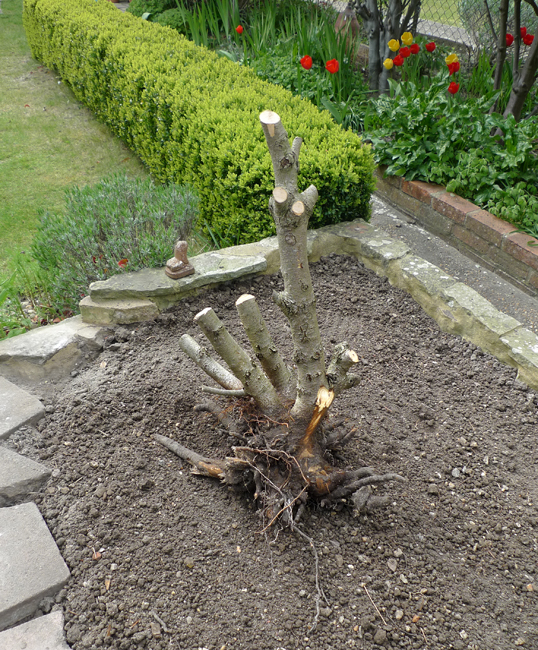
374 168 538 298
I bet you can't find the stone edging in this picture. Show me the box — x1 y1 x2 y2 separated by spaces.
374 168 538 297
74 219 538 390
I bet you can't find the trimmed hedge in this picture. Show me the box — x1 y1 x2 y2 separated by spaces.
23 0 375 244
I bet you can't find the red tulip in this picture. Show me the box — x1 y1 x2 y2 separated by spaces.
410 43 420 54
300 55 313 70
235 25 243 35
325 59 339 74
448 82 460 95
506 33 514 46
399 46 411 58
448 61 460 75
523 33 534 46
393 54 404 66
521 27 527 38
425 42 436 53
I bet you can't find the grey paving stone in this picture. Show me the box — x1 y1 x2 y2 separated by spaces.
0 446 51 506
0 316 107 382
0 502 70 632
0 376 44 440
0 610 71 650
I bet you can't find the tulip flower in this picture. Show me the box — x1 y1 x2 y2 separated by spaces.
235 25 243 35
521 27 527 37
401 32 413 46
448 82 460 95
448 61 460 75
506 33 514 46
410 43 420 54
325 59 339 74
399 46 411 58
388 39 400 52
523 33 534 45
393 54 404 66
383 58 394 70
425 42 436 52
300 55 313 70
445 53 459 65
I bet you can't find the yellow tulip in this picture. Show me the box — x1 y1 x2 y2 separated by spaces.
388 39 400 52
445 53 459 64
383 58 394 70
401 32 413 46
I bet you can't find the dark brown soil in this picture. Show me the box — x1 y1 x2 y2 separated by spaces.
9 254 538 650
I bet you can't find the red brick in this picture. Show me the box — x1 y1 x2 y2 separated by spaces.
402 180 444 205
452 225 491 256
465 210 515 248
503 232 538 272
432 192 479 225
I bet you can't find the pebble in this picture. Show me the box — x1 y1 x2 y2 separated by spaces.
183 557 195 569
373 628 387 645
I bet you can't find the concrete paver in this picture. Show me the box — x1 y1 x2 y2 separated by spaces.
0 376 44 440
0 502 70 632
0 446 51 507
0 610 71 650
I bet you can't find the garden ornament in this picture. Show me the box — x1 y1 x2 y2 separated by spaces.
165 240 194 279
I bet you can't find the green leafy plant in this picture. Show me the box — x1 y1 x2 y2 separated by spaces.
0 274 32 339
31 174 200 311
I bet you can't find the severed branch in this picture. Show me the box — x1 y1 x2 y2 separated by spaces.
326 342 360 396
154 434 225 479
194 402 246 441
179 334 243 391
235 294 294 398
194 307 281 416
201 386 246 397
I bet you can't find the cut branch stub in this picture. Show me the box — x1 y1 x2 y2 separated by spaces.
235 294 294 397
194 307 281 416
179 334 243 391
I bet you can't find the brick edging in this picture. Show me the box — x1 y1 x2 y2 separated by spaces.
374 168 538 297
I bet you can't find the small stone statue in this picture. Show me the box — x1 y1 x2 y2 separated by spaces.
165 240 195 279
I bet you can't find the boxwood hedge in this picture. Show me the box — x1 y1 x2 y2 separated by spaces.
23 0 375 244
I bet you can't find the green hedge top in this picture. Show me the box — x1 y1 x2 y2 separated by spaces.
23 0 375 243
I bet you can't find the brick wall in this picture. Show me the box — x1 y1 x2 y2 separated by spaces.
374 168 538 297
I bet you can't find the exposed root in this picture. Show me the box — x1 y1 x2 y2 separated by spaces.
153 434 225 479
193 401 247 442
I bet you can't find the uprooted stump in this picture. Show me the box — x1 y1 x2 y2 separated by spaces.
155 111 404 531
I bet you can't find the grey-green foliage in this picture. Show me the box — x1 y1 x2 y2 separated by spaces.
32 174 199 311
458 0 538 49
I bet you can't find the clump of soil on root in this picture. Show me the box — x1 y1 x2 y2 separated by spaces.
8 254 538 650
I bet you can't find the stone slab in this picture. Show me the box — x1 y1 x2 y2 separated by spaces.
0 316 108 382
79 296 159 326
0 446 51 506
0 377 45 440
500 327 538 390
0 610 71 650
88 252 267 301
0 502 70 631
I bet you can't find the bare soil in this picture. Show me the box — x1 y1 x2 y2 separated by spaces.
9 254 538 650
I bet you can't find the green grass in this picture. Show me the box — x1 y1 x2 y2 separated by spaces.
0 0 149 284
420 0 462 27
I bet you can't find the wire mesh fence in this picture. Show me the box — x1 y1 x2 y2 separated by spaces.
329 1 538 60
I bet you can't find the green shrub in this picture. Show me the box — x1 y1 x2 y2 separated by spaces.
127 0 176 19
153 8 189 32
31 175 200 310
23 0 375 245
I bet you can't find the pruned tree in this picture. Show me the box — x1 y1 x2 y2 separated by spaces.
156 111 403 534
351 0 421 92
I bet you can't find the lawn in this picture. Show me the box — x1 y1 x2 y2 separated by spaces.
0 0 148 284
